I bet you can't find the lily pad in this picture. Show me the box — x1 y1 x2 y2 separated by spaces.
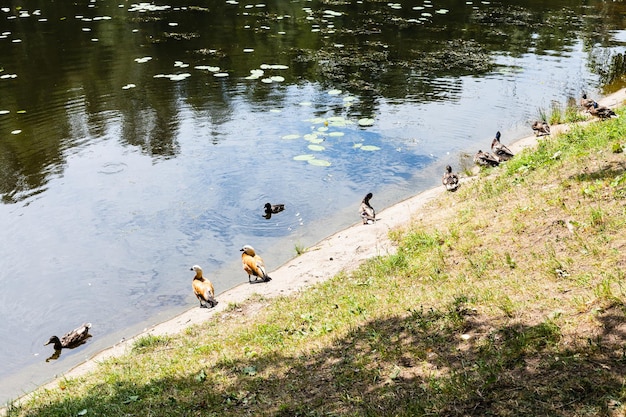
281 134 300 140
353 143 363 148
293 154 315 161
358 118 375 127
0 110 9 115
307 137 324 144
270 75 285 82
328 89 342 95
308 144 325 151
303 133 319 141
360 145 381 151
328 131 344 137
213 72 229 77
308 159 331 166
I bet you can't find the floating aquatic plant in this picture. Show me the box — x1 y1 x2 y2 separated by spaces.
358 118 375 127
195 65 220 72
122 83 136 89
308 159 331 166
360 145 381 151
282 134 300 140
308 144 325 151
293 154 315 161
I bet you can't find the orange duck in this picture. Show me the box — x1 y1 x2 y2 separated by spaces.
240 245 271 283
190 265 218 308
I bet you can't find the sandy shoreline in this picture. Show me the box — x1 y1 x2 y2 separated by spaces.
6 89 626 409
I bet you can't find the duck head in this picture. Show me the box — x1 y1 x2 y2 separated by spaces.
445 165 452 174
190 265 203 277
45 336 62 350
240 245 256 256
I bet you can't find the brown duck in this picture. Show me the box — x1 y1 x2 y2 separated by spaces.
442 165 460 192
359 193 376 224
45 323 92 351
490 131 514 162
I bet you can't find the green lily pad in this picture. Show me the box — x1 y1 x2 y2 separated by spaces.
328 89 342 95
308 144 325 151
307 137 324 144
328 132 344 137
308 159 331 166
317 126 329 132
282 134 300 140
358 118 375 127
360 145 381 151
304 133 319 141
353 143 363 148
293 154 315 161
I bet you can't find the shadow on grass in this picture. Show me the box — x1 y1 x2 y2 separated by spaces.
12 299 626 417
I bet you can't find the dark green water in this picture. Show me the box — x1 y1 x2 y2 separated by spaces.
1 0 625 403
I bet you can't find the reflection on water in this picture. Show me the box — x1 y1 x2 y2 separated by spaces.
1 0 626 403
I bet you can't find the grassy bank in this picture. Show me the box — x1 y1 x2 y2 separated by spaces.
7 113 626 416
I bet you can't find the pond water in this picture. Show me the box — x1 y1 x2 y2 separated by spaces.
1 0 626 403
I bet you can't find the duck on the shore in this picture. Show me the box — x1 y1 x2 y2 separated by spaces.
580 93 595 109
491 131 514 162
474 150 500 167
531 120 551 137
586 101 618 120
45 323 92 352
442 165 460 192
241 245 272 283
359 193 376 224
190 265 218 308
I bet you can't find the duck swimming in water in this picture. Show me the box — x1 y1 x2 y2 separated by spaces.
442 165 460 192
531 121 551 137
190 265 218 308
491 131 514 162
241 245 271 283
359 193 376 224
474 150 500 167
45 323 92 351
263 203 285 219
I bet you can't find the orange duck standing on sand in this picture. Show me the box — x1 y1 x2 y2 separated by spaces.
241 245 272 283
190 265 218 308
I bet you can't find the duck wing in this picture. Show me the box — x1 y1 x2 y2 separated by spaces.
60 323 92 348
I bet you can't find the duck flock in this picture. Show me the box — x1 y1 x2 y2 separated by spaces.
44 94 618 360
442 94 618 193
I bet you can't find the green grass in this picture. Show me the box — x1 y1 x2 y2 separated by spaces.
5 108 626 416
